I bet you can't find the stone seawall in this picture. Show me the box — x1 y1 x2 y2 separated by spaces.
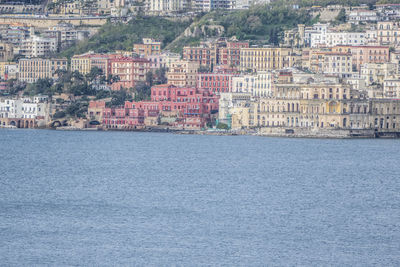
257 127 376 138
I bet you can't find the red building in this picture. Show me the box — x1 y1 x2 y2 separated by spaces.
197 70 236 94
218 41 249 67
101 84 219 129
183 46 214 69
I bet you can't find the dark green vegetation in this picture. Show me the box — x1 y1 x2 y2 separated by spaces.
216 122 229 130
194 3 314 45
57 0 396 56
60 17 192 58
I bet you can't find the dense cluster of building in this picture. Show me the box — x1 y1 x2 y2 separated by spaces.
0 22 89 62
2 3 400 137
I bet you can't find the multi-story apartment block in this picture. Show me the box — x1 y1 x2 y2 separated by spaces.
217 41 249 67
309 23 329 48
332 45 390 71
197 71 235 94
133 38 162 57
309 25 366 48
148 52 180 70
147 0 187 14
110 57 151 89
183 43 216 70
0 24 34 47
239 47 295 72
21 35 58 58
193 0 234 12
183 39 249 70
167 60 199 87
18 58 68 83
377 21 400 46
45 23 89 49
349 10 378 24
325 32 366 47
252 79 355 130
231 71 273 97
71 53 111 76
102 84 218 129
321 52 353 78
0 96 49 128
360 63 398 85
71 54 91 75
384 79 400 98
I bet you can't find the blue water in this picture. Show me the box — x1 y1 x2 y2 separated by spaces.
0 129 399 266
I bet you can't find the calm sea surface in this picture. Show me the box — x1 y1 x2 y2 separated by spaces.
0 129 399 266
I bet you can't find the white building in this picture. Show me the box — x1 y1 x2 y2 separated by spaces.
193 0 235 12
321 52 354 78
384 79 400 98
0 97 48 119
148 51 181 70
21 35 58 58
349 10 378 24
360 63 398 85
147 0 187 13
345 76 367 91
232 71 273 97
325 32 366 47
309 23 329 48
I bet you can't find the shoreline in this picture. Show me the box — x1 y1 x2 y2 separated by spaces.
3 126 400 139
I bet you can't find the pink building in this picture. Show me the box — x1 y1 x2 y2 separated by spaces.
101 84 218 129
197 71 236 94
110 57 150 90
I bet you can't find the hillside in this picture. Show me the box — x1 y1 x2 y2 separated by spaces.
58 0 394 57
166 3 317 52
59 16 192 58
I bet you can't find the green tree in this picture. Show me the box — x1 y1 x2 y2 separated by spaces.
217 122 229 130
146 71 154 87
86 66 104 82
133 82 151 101
5 79 26 95
154 67 167 84
111 89 132 106
335 8 347 24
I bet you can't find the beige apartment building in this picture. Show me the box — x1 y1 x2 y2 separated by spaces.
331 45 390 71
18 58 68 83
377 21 400 46
167 60 199 87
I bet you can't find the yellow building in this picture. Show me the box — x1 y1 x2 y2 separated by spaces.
71 55 91 75
231 105 251 130
18 58 68 83
239 47 295 72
